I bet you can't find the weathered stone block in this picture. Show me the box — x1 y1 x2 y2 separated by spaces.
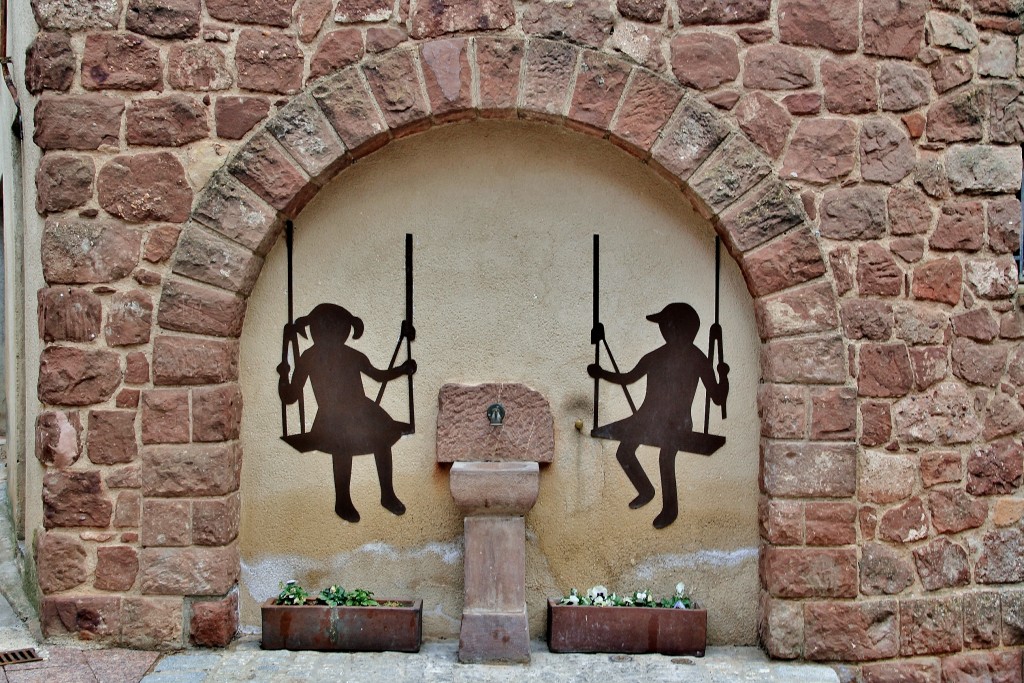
81 33 161 91
121 596 184 649
36 154 94 214
235 29 303 94
521 0 613 49
929 488 987 534
804 601 899 661
190 592 237 647
863 0 928 58
967 439 1023 495
43 470 113 528
127 96 208 147
409 0 514 38
38 287 101 343
37 532 87 593
193 493 240 546
34 95 124 151
781 119 857 183
36 410 82 469
860 542 914 595
761 442 857 497
436 383 553 463
743 45 813 90
152 336 239 386
762 547 857 598
670 32 739 91
42 220 142 285
878 497 929 543
88 410 138 465
95 545 139 591
913 538 970 591
168 43 232 91
139 545 240 595
171 225 262 296
858 343 913 398
900 597 963 656
141 443 241 497
39 346 122 406
192 384 242 443
97 153 192 224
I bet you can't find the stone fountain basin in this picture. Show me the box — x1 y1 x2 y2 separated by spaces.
449 461 539 516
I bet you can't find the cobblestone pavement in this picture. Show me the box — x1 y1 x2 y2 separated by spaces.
138 639 839 683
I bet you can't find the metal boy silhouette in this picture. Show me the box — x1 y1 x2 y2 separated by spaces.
277 303 416 523
589 302 729 529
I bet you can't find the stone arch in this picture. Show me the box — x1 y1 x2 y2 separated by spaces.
154 37 848 649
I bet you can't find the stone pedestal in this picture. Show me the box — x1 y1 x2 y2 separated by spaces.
450 461 539 664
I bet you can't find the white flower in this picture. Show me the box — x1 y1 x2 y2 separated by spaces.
587 585 609 601
636 591 647 602
673 600 686 609
566 594 579 605
675 582 686 596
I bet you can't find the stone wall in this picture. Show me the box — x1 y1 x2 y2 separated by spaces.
22 0 1024 674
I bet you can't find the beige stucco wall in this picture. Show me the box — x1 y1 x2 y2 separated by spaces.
239 121 761 644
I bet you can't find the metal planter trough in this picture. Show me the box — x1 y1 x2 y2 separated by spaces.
261 599 423 652
547 599 707 656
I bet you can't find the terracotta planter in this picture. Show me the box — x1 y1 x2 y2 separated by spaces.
261 599 422 652
547 599 707 656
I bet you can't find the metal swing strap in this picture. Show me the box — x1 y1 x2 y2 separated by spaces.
592 235 637 431
374 234 416 434
281 220 307 439
703 235 726 434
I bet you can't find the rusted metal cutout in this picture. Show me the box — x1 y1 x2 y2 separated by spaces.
277 224 416 523
589 234 730 529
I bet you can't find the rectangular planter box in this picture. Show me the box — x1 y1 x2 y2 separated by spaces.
261 599 422 652
547 599 706 656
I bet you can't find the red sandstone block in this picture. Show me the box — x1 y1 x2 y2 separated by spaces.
804 502 856 546
191 173 279 256
121 596 184 649
39 346 122 406
171 225 263 296
757 384 807 439
363 50 430 134
568 50 630 133
266 94 348 182
420 39 473 122
193 493 240 546
804 601 899 661
235 29 302 94
742 229 827 297
900 597 963 656
141 443 241 497
168 43 233 91
761 441 857 498
311 67 389 157
475 37 523 117
190 592 238 647
139 545 240 596
228 132 316 217
612 69 683 153
192 384 243 443
97 153 193 224
520 39 577 122
759 498 803 544
157 278 247 339
141 390 189 445
95 545 139 591
43 470 113 528
152 335 239 386
42 596 121 640
762 335 847 385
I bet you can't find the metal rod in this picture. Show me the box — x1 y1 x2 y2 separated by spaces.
593 235 600 431
405 233 415 433
602 339 637 415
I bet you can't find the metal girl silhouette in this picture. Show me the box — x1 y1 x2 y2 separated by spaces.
277 224 416 523
589 235 730 529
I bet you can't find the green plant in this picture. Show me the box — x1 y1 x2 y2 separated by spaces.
342 588 378 606
274 581 384 607
558 582 693 609
275 580 309 605
317 585 346 607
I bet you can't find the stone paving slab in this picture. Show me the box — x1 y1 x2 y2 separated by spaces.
142 639 840 683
